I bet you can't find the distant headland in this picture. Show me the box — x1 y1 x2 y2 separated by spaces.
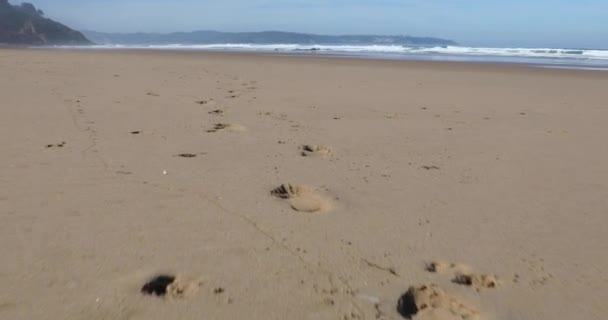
0 0 90 45
83 30 457 47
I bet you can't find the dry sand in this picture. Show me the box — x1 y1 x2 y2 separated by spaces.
0 49 607 320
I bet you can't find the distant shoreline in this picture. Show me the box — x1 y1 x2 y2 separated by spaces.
20 45 608 72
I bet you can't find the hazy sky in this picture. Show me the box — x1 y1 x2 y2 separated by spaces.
17 0 608 48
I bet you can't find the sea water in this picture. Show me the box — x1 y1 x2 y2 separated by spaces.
53 44 608 71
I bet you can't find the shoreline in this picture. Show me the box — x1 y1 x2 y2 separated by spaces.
16 46 608 75
29 46 608 71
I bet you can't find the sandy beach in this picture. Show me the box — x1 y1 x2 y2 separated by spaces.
0 49 607 319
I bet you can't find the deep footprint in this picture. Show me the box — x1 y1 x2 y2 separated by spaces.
141 275 175 296
300 144 331 157
397 284 479 320
141 274 201 298
271 184 331 213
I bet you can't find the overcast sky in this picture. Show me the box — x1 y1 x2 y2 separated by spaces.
16 0 608 48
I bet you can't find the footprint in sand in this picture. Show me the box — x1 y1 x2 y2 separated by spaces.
270 184 331 213
45 141 66 148
425 261 469 274
206 123 246 133
300 145 331 157
452 273 498 290
426 261 499 290
141 274 202 299
397 284 479 320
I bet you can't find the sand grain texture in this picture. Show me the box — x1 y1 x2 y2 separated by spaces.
0 49 607 320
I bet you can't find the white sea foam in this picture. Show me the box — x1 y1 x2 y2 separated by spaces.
59 44 608 60
402 46 608 60
51 44 608 70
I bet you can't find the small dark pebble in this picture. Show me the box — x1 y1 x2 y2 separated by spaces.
178 153 197 158
421 165 440 170
46 142 66 148
130 131 141 135
211 123 228 131
214 287 225 294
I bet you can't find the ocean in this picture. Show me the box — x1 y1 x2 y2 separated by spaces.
54 44 608 71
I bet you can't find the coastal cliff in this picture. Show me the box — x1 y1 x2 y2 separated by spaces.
0 1 90 45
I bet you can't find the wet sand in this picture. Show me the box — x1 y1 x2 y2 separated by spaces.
0 48 607 319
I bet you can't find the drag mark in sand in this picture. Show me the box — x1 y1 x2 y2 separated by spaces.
362 258 399 277
53 88 110 172
195 189 362 316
